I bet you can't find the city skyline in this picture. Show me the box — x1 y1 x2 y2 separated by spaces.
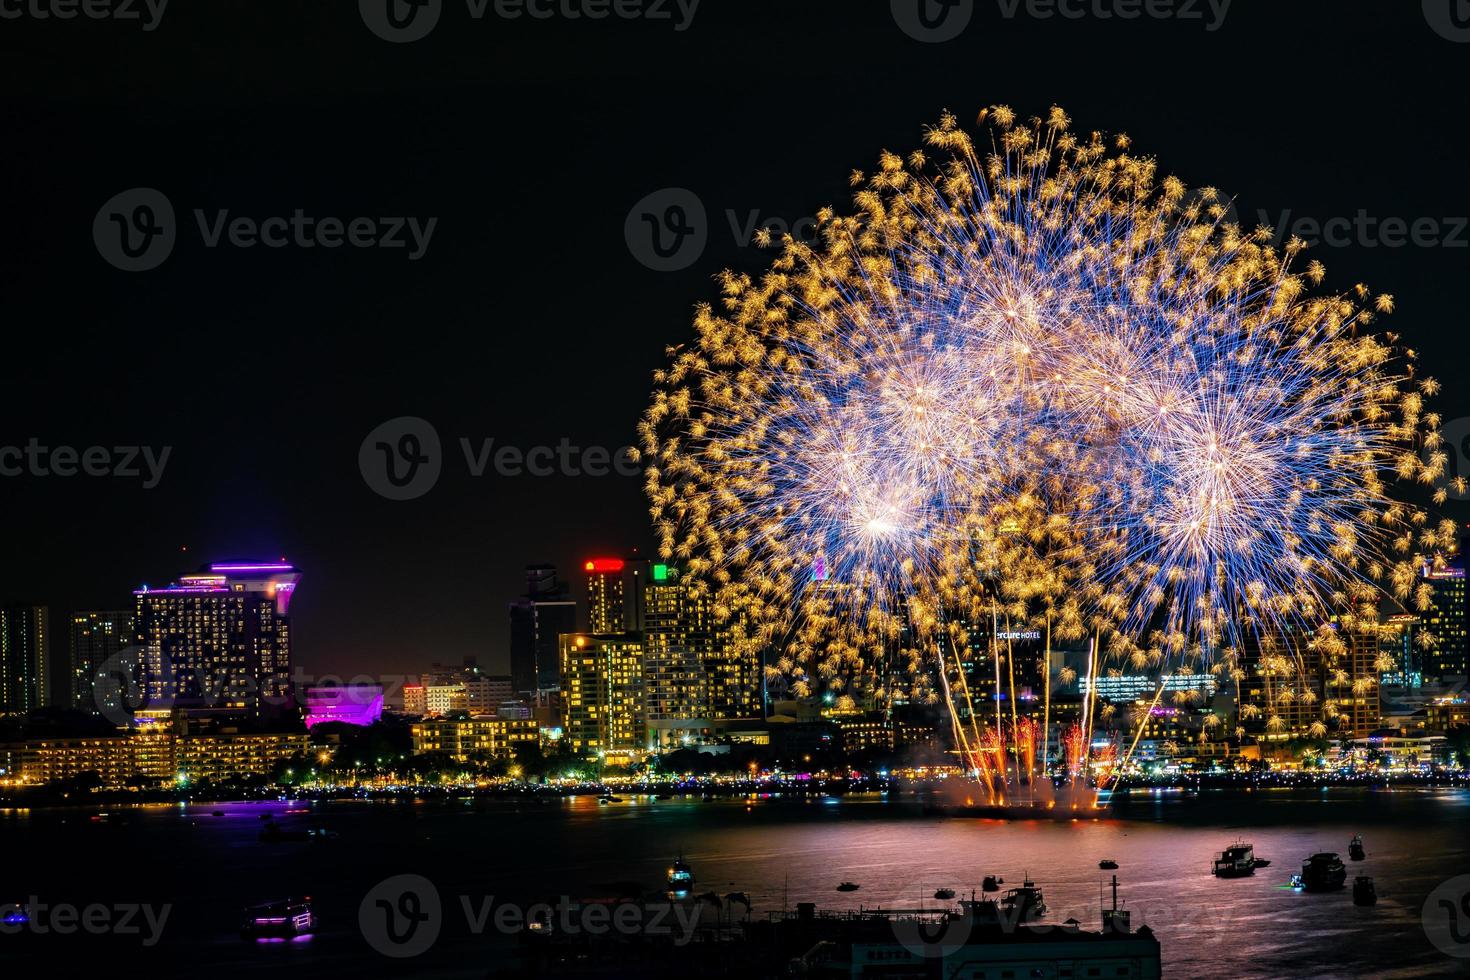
5 4 1470 688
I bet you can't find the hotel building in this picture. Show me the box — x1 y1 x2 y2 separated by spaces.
559 631 644 761
642 563 760 748
16 729 307 788
69 610 134 713
409 717 540 760
133 562 300 717
1421 558 1468 679
584 558 627 633
0 604 49 712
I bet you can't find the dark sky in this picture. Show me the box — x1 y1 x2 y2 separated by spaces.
3 0 1469 683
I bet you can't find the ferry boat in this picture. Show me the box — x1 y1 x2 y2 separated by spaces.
934 887 956 900
667 856 694 890
982 874 1004 892
1348 835 1366 861
1293 853 1347 892
836 881 860 893
1000 878 1048 921
1212 841 1267 878
240 898 315 940
1098 859 1118 870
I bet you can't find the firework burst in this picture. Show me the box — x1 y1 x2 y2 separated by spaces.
640 104 1451 768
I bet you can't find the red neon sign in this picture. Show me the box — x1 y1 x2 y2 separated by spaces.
585 558 625 573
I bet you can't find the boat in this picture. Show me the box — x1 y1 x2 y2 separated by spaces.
1295 853 1347 892
836 881 861 892
654 793 674 801
1212 841 1266 878
999 878 1047 921
667 856 695 890
597 795 623 805
240 897 315 940
1348 835 1366 861
1098 859 1118 870
1353 876 1377 906
982 875 1004 892
934 887 956 900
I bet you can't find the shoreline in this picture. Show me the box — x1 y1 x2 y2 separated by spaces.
4 771 1468 812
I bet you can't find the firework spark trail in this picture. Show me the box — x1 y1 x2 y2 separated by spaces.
642 104 1455 802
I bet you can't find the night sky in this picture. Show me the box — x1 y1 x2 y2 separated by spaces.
4 1 1469 683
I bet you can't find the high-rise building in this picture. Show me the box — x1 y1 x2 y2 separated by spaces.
559 631 644 761
69 611 134 713
1238 623 1381 743
584 558 626 633
1421 559 1468 679
1377 613 1422 688
0 605 49 712
509 565 577 697
642 563 760 748
133 562 300 717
